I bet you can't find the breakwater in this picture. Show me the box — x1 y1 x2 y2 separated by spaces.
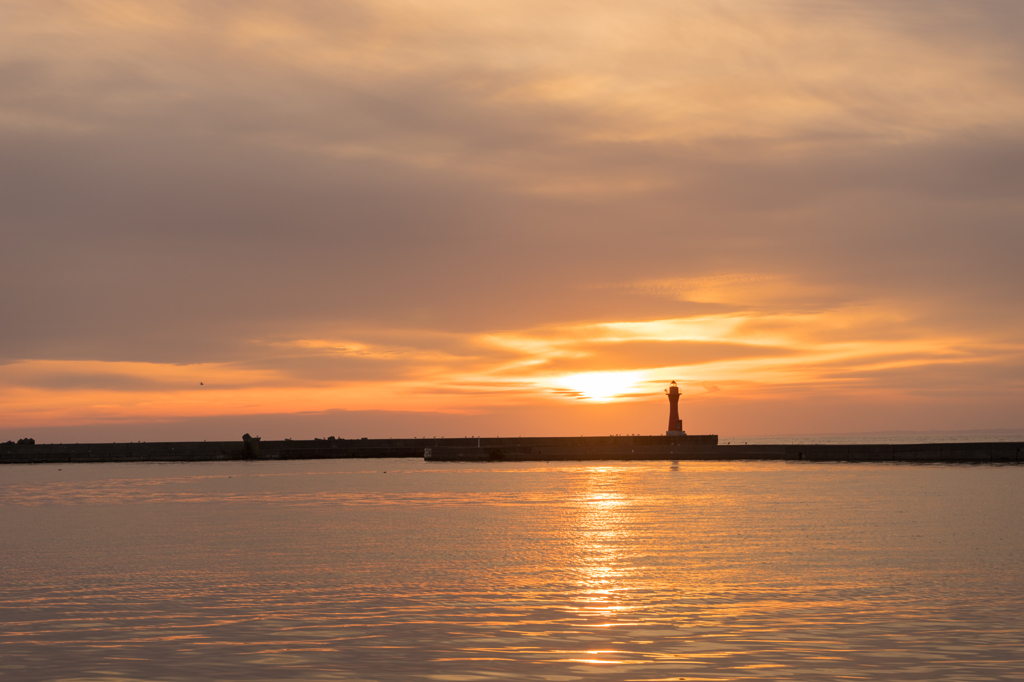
426 440 1024 462
3 434 1023 464
0 435 712 464
0 436 459 464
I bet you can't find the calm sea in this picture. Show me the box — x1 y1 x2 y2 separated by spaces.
1 458 1022 681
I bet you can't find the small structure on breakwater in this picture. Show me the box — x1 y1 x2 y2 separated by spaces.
666 381 685 435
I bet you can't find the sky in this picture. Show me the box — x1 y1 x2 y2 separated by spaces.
2 0 1023 442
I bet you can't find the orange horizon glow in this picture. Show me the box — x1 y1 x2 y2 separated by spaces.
2 293 1018 432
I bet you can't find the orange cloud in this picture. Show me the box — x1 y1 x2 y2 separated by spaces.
2 287 1017 430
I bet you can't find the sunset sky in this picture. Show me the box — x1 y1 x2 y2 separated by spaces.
2 1 1023 441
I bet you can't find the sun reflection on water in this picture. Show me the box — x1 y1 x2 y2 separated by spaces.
566 467 639 630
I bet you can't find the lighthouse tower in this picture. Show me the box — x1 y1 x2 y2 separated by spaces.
665 381 686 436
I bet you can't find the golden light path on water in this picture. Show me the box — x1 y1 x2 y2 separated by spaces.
1 459 1023 681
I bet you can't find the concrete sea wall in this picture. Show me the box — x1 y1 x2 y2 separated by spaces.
425 435 719 461
2 435 1022 464
0 437 436 464
716 442 1024 463
0 435 714 464
425 440 1024 462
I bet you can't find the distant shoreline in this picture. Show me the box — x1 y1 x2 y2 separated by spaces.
3 435 1022 464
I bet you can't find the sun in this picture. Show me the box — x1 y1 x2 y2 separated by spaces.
559 371 642 401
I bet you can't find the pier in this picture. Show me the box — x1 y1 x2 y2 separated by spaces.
2 435 1022 464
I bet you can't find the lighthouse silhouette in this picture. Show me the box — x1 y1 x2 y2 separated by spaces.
665 381 686 435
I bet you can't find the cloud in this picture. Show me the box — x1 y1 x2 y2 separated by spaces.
535 339 794 373
1 1 1022 437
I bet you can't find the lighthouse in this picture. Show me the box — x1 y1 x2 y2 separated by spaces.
665 381 686 435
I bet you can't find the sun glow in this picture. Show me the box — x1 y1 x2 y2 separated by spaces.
558 371 642 401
